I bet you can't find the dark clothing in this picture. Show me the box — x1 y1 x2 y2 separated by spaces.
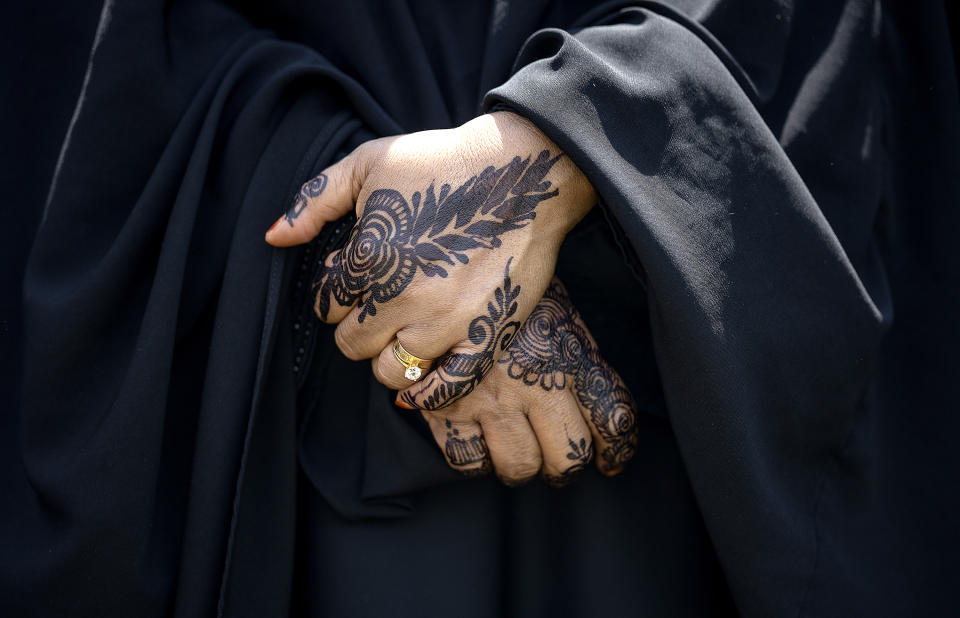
1 1 958 617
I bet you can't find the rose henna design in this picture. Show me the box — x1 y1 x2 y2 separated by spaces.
400 258 522 410
314 150 562 322
501 280 639 469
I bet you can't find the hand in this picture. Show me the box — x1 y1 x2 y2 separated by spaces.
404 276 639 485
265 111 596 410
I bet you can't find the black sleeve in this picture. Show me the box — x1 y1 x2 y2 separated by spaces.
485 4 886 616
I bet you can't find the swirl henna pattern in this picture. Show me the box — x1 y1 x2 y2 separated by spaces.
400 258 522 410
313 150 562 322
286 173 328 226
501 280 639 468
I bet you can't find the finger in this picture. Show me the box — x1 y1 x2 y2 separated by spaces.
572 353 639 476
480 407 542 486
372 340 434 390
396 255 525 410
397 323 519 410
526 393 593 487
313 247 358 325
265 146 370 247
370 324 462 390
329 300 399 360
422 413 491 477
396 342 494 411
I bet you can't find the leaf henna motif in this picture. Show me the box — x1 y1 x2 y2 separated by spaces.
313 150 562 323
542 435 594 487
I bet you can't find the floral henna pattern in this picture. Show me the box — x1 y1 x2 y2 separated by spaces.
400 258 522 410
501 280 639 468
314 150 562 322
542 434 594 487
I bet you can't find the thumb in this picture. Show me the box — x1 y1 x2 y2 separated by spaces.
265 148 368 247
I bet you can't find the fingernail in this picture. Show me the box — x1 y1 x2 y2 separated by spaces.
394 395 414 410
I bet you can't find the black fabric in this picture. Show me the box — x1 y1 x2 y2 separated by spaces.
1 1 958 617
0 0 104 519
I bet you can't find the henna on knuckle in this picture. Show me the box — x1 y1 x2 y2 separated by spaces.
542 435 594 487
400 258 522 410
442 420 491 477
499 280 640 478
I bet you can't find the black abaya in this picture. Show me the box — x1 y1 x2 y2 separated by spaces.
2 1 958 617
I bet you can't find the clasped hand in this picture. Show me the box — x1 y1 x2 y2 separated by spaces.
267 111 638 484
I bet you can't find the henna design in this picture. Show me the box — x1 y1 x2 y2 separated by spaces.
400 258 521 410
542 434 594 487
443 419 491 477
286 173 328 226
314 150 562 322
501 280 638 468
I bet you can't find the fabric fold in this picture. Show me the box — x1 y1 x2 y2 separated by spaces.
484 5 887 615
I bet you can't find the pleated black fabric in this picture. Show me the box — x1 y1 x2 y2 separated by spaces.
1 1 958 617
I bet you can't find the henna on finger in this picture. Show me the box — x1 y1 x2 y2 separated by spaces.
443 419 492 478
285 173 328 226
576 354 638 468
500 280 639 470
541 434 594 487
422 415 492 478
399 258 521 410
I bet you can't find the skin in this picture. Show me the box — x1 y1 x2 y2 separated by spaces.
267 111 637 482
409 277 639 484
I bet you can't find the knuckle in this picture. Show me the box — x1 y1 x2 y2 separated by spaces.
497 457 541 485
333 324 365 360
370 359 393 387
484 405 516 427
313 200 339 219
351 140 374 160
354 137 386 163
346 145 375 188
485 395 524 424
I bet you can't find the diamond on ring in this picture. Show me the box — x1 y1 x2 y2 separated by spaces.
394 340 432 382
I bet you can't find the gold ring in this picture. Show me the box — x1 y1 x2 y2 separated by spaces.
393 340 432 382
